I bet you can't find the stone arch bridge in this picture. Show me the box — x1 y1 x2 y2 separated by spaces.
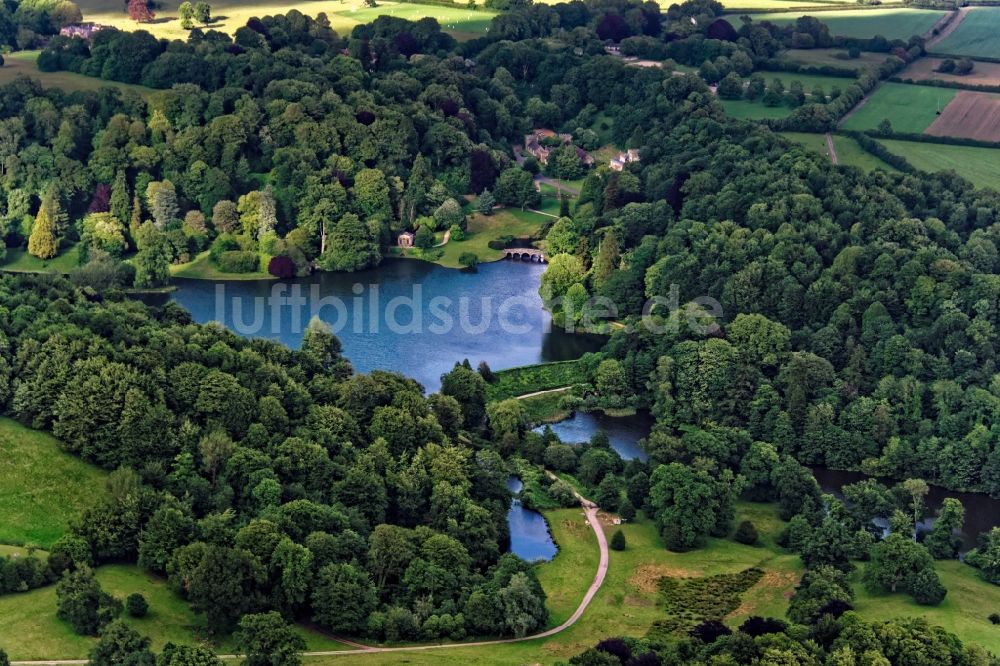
503 248 547 262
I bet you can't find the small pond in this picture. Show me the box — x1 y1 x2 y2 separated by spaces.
534 411 655 461
506 475 557 562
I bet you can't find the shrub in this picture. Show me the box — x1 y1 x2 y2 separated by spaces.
267 255 295 279
548 479 578 507
217 250 260 273
125 592 148 618
619 498 636 522
610 530 626 551
739 616 786 636
735 520 759 545
689 619 731 644
458 252 478 268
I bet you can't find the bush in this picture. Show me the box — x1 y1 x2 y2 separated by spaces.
610 530 626 551
689 619 731 644
125 592 148 618
267 255 295 279
619 498 636 522
735 520 759 545
458 252 478 268
548 479 578 507
217 250 260 273
739 616 786 636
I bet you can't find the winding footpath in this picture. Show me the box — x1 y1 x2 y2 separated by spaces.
11 485 610 666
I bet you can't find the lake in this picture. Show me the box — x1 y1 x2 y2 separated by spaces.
151 259 604 392
535 411 654 461
507 475 557 562
814 467 1000 551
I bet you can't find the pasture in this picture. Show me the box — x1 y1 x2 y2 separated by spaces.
926 90 1000 142
718 0 855 9
840 82 957 134
728 8 946 41
778 47 888 71
900 57 1000 87
75 0 498 41
0 418 108 549
879 139 1000 189
930 7 1000 59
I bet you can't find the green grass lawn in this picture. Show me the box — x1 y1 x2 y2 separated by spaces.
852 560 1000 655
720 0 855 8
0 418 108 549
1 244 80 275
76 0 496 43
0 52 158 98
931 7 1000 59
879 139 1000 188
418 207 551 269
169 250 275 280
727 8 945 40
0 563 351 660
722 99 797 120
840 82 957 134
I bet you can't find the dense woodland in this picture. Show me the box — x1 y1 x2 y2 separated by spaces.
2 0 1000 661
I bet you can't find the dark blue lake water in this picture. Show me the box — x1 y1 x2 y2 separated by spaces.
535 411 654 461
506 476 557 562
154 259 603 392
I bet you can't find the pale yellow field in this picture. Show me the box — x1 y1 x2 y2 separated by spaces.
77 0 497 41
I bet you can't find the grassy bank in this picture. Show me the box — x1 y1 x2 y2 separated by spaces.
169 250 275 281
486 360 589 402
0 418 108 549
1 245 80 275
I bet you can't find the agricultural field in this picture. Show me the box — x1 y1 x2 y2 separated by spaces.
879 139 1000 188
777 47 889 70
930 7 1000 59
717 0 855 9
840 82 957 134
0 51 157 97
75 0 498 42
727 8 946 40
899 57 1000 87
0 418 108 549
926 90 1000 142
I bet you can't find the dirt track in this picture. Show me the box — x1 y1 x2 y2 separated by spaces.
926 90 1000 141
926 7 967 50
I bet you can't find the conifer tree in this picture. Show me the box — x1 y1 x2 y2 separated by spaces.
27 198 58 259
